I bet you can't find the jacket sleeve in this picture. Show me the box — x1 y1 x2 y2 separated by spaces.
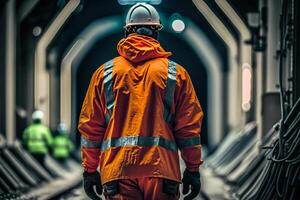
23 128 28 143
44 127 53 147
78 66 107 172
22 128 29 147
68 139 74 152
173 69 204 172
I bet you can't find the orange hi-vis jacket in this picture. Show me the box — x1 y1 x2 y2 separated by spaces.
78 33 204 184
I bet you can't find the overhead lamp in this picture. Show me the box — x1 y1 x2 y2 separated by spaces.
32 26 42 37
171 19 185 33
242 63 252 111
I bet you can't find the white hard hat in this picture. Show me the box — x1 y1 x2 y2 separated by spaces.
32 110 44 121
57 123 68 134
125 3 162 30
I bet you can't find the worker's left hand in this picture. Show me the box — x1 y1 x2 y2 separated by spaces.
182 169 201 200
83 171 102 200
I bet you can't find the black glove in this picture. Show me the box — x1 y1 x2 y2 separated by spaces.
83 171 102 200
182 169 201 200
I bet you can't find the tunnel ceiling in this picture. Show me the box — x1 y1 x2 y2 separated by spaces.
44 0 230 72
19 0 60 32
228 0 259 23
18 0 257 75
204 0 240 41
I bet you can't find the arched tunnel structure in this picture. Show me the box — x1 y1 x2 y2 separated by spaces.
0 0 299 199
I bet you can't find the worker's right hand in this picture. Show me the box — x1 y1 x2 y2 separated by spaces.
182 169 201 200
83 171 102 200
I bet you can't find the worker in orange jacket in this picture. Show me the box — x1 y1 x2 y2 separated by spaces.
78 3 204 200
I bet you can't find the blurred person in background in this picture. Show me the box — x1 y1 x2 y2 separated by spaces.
78 3 203 200
22 110 53 168
52 123 74 164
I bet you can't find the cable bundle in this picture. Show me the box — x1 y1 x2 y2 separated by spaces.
241 98 300 200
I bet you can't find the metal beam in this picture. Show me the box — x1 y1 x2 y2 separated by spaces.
34 0 80 126
193 0 243 131
5 0 16 145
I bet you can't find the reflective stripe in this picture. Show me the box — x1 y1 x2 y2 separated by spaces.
101 136 178 152
103 59 114 124
81 137 101 148
164 60 177 123
176 136 201 149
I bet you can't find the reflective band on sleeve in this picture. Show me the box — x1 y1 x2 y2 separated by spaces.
164 60 177 123
101 136 178 152
176 136 201 149
81 137 102 148
103 59 114 124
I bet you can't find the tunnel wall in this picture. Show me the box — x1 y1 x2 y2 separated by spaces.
0 5 6 136
295 0 300 102
266 0 280 92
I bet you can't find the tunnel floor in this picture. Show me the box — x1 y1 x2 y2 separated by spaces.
0 141 227 200
2 121 293 200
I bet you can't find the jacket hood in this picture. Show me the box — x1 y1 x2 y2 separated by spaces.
117 33 172 63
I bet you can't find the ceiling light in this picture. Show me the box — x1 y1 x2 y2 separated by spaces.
171 19 185 33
